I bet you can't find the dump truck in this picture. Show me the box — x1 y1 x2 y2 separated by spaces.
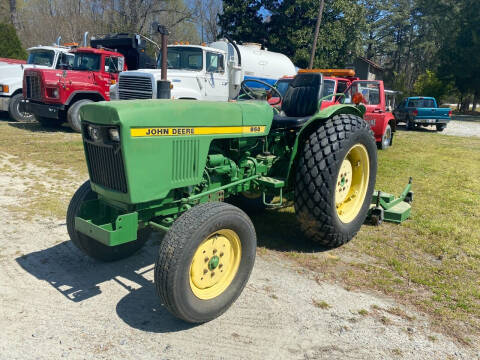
68 70 378 323
20 34 156 132
0 39 74 122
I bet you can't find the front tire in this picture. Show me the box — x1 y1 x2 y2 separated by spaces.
155 202 256 323
66 181 150 262
378 124 392 150
294 114 377 247
9 93 34 122
67 99 93 132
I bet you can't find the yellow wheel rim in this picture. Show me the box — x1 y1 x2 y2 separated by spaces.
189 229 242 300
335 144 370 223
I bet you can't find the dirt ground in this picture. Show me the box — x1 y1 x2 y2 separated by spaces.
0 113 479 359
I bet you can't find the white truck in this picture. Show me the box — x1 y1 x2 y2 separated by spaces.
114 39 296 101
0 44 74 122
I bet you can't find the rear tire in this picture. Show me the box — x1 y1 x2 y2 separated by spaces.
66 181 150 262
294 114 377 248
9 93 34 122
436 124 446 132
155 202 256 323
406 117 415 130
67 99 93 132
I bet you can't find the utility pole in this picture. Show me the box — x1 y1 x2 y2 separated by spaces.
308 0 324 69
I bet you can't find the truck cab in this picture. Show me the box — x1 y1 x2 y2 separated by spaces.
342 79 396 149
0 45 73 122
22 47 126 132
115 40 296 101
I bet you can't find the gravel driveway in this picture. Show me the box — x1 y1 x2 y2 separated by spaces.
0 155 477 360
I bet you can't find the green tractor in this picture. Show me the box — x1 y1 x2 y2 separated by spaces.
67 72 377 323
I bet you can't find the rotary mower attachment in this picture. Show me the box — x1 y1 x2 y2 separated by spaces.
368 177 413 226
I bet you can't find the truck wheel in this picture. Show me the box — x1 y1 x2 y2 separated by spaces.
9 93 34 122
436 124 446 132
378 124 392 150
66 181 151 262
406 118 415 130
67 99 93 132
155 202 256 323
294 114 377 248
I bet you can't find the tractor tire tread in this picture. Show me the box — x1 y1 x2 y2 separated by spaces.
294 114 377 248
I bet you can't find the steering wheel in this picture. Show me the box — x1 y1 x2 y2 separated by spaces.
240 79 283 106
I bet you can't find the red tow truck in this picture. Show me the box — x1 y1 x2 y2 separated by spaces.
21 34 155 132
269 69 396 149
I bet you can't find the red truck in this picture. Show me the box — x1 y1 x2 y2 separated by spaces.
342 79 396 149
269 70 395 149
21 34 155 132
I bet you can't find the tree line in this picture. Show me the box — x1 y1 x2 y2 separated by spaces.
1 0 478 110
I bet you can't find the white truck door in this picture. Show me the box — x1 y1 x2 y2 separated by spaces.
204 52 228 101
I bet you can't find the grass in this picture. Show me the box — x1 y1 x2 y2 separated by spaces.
254 129 480 344
312 299 330 309
1 120 480 344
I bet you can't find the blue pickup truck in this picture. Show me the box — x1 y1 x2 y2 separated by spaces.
393 97 452 131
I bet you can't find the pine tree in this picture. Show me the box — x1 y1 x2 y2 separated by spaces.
0 22 27 60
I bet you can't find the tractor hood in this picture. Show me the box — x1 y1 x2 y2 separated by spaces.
80 100 273 204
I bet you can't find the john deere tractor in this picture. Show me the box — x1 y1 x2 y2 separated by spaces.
67 72 377 323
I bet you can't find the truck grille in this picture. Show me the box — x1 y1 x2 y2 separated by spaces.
118 75 153 100
25 74 42 100
84 141 128 193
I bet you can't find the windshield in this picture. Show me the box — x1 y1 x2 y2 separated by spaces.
344 81 380 105
72 53 100 71
157 47 203 71
407 99 435 108
27 50 55 66
275 79 292 97
322 79 336 100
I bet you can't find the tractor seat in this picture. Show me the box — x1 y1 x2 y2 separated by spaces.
272 72 323 130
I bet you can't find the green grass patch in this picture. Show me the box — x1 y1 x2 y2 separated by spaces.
255 130 480 342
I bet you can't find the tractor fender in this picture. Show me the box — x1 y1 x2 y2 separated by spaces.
285 104 365 189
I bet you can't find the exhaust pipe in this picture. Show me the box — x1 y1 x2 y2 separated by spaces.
156 25 171 99
56 36 61 46
83 32 89 47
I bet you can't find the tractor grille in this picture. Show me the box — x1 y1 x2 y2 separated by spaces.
25 74 42 100
84 141 128 193
118 75 153 100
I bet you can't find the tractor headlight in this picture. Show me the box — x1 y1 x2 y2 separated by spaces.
87 125 101 141
108 128 120 142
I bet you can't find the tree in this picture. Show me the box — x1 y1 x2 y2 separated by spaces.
0 22 27 59
413 70 448 100
218 0 265 43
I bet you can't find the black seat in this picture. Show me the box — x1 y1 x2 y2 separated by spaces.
272 73 323 130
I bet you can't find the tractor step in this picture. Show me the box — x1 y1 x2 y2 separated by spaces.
255 176 285 189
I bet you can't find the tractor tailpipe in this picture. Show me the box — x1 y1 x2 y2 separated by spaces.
157 25 171 99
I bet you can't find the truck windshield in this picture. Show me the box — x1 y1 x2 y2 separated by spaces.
27 50 55 66
407 99 435 108
322 79 336 100
72 53 100 71
275 79 292 97
158 47 203 71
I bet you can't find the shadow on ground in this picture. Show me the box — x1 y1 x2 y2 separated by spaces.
15 232 196 333
1 110 74 133
15 207 334 332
